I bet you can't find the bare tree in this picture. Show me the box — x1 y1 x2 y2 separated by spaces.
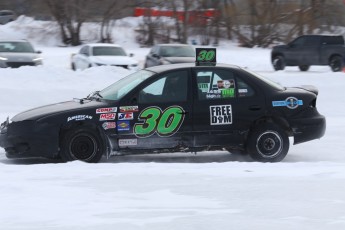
46 0 92 46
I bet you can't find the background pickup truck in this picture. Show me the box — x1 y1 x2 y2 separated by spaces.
271 35 345 72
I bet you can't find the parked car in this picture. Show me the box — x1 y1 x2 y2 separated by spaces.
0 49 325 163
71 43 139 71
0 40 43 68
0 10 16 24
145 44 195 68
271 35 345 72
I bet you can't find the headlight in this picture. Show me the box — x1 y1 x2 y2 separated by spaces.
95 63 106 66
0 56 8 61
0 117 9 134
33 57 43 61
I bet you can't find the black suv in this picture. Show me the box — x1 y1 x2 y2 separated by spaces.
271 35 345 72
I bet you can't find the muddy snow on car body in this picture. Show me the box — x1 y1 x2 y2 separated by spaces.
1 17 345 230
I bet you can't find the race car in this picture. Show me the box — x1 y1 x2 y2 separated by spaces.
0 48 326 163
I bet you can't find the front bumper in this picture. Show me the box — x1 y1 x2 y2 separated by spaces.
290 113 326 145
0 119 59 159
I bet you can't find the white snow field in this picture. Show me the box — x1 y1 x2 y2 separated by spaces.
1 17 345 230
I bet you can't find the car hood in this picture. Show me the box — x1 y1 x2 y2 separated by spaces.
90 56 138 65
0 52 39 62
272 45 288 50
163 57 195 64
11 100 109 122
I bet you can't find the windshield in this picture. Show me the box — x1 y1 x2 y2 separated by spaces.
99 70 155 100
244 69 285 90
160 46 195 57
0 42 35 53
92 46 127 56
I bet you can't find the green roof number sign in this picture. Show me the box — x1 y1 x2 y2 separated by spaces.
196 48 216 66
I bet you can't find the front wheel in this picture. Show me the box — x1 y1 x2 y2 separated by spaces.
246 124 289 162
272 56 285 71
60 128 105 163
329 56 343 72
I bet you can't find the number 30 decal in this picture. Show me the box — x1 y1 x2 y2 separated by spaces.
134 106 185 138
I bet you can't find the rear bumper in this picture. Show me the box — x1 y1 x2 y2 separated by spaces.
291 114 326 145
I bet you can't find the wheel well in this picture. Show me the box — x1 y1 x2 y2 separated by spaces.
271 53 284 62
249 116 292 137
328 54 343 64
59 122 109 154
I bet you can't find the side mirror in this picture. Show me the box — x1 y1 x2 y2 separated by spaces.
36 50 42 54
129 53 134 57
152 53 160 58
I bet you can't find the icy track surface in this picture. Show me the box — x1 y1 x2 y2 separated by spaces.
1 44 345 229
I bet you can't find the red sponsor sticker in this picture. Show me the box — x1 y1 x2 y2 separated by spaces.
102 122 116 130
99 113 116 121
119 106 139 112
96 107 117 114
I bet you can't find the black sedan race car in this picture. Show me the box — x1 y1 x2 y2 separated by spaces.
0 49 326 163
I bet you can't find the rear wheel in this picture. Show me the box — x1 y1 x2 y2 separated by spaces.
272 55 285 71
329 56 343 72
60 127 105 163
298 65 310 71
246 124 289 162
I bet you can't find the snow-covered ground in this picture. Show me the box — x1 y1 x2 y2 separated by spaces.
1 17 345 230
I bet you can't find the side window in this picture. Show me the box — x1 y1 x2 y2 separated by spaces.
291 37 305 47
196 69 255 100
305 36 320 46
138 70 188 103
196 70 236 100
237 78 255 97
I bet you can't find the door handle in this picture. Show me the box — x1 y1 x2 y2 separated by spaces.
249 105 261 111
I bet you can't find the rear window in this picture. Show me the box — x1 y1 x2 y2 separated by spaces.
322 36 344 45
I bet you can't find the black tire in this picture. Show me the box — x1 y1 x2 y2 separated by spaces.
246 124 289 162
60 128 105 163
272 55 285 71
298 65 310 71
329 56 343 72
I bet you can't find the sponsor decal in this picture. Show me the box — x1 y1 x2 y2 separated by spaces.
134 106 185 138
102 122 116 130
119 106 139 112
96 107 117 114
118 139 137 147
221 88 235 98
67 115 92 122
118 112 134 120
218 80 234 89
210 105 232 125
99 113 116 121
238 89 248 93
206 94 221 99
272 97 303 109
117 121 130 131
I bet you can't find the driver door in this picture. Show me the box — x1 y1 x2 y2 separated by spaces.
117 69 193 150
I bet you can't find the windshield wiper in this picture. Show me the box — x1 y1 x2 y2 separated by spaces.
87 91 103 101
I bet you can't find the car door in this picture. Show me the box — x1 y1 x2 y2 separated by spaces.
285 36 306 65
116 68 193 150
192 67 266 147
